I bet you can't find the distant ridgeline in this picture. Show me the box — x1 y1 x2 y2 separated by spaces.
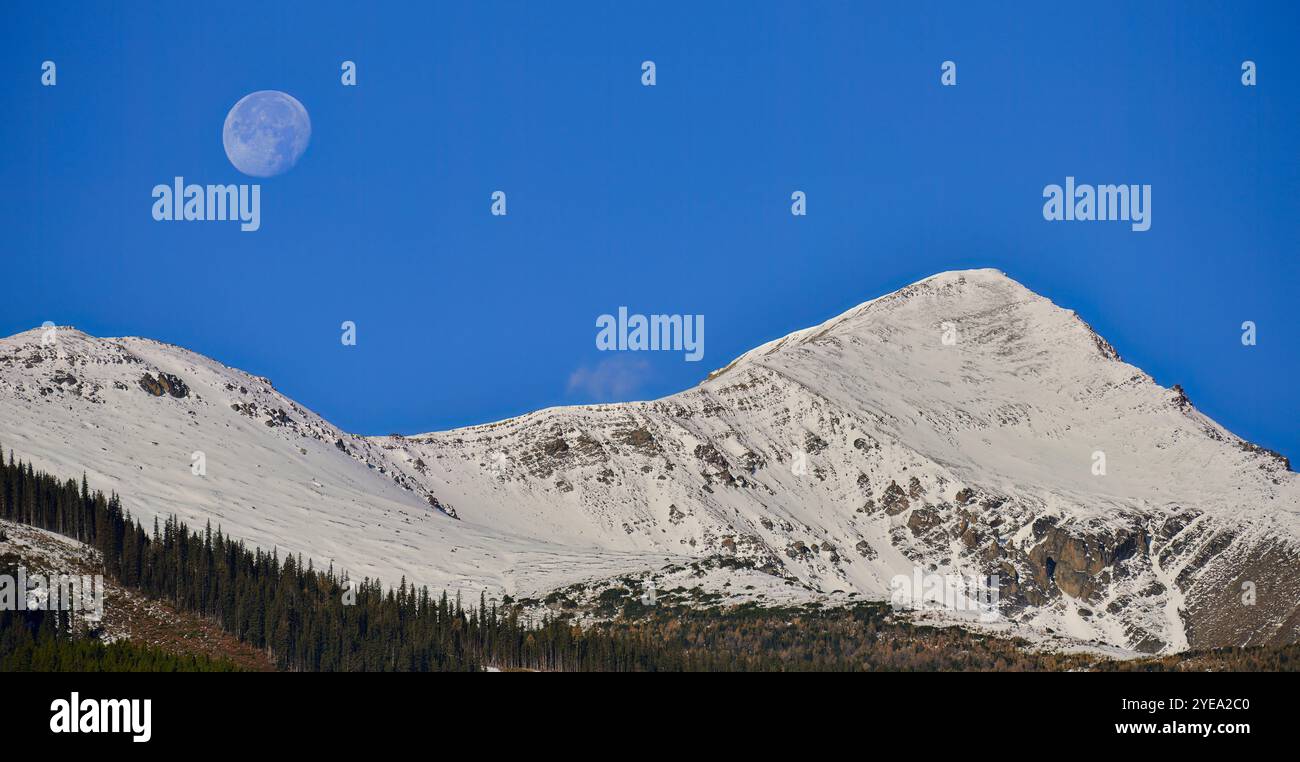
1 447 1296 672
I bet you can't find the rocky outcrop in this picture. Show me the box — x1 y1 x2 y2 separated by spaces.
138 372 189 398
907 506 942 536
880 481 910 515
1027 525 1148 601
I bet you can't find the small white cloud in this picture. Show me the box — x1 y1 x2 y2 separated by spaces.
567 356 651 401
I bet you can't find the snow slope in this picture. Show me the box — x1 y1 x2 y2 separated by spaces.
0 329 683 598
2 269 1296 652
376 269 1300 651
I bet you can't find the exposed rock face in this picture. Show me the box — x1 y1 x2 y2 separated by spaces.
1179 535 1300 647
1027 525 1147 601
880 481 911 515
907 506 942 537
138 372 189 398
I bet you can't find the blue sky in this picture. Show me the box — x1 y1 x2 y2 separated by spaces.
3 1 1297 464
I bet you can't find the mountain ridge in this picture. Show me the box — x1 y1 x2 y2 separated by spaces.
2 269 1296 653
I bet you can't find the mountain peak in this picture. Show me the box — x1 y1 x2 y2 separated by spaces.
707 268 1051 381
919 266 1014 283
4 324 87 342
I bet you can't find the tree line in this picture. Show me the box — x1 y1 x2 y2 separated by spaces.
0 446 671 671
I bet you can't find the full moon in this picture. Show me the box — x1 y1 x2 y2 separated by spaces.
222 90 311 178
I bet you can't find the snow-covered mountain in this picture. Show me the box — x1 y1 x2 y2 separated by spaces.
0 326 676 598
2 269 1296 653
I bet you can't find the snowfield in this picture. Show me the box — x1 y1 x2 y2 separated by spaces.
2 269 1296 653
